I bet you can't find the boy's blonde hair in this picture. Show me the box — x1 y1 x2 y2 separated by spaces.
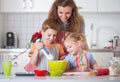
42 19 60 32
62 32 86 42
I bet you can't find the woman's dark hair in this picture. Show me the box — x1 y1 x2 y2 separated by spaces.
48 0 84 32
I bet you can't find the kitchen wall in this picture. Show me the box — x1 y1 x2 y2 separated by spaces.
1 13 120 48
82 13 120 48
1 13 48 48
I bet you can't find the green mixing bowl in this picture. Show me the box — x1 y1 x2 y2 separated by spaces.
49 70 63 76
48 60 68 72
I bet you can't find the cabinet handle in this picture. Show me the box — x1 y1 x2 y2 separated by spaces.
78 7 82 9
8 55 11 59
30 0 34 9
22 0 26 9
13 62 18 66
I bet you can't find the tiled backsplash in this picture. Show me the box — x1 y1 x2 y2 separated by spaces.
2 13 48 48
1 13 120 48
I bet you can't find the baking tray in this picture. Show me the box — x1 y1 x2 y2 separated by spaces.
15 72 34 76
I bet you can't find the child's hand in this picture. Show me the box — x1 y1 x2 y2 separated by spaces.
81 66 89 72
35 41 44 50
74 66 89 72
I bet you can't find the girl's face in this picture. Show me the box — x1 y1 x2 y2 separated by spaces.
57 6 72 22
42 28 58 44
64 38 81 56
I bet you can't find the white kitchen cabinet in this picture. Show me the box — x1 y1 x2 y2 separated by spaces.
98 0 120 12
0 53 3 73
91 51 114 67
74 0 97 12
0 0 54 12
75 0 120 12
0 0 26 12
114 50 120 57
29 0 54 12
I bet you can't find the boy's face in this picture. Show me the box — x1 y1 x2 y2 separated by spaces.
64 38 81 56
42 28 58 44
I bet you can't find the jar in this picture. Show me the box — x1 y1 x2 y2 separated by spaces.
114 57 120 75
109 58 119 76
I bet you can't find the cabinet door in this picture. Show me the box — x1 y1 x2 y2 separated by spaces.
114 51 120 57
28 0 54 12
0 0 28 12
0 53 3 73
98 0 120 12
0 0 54 12
74 0 97 12
91 52 114 67
0 14 2 47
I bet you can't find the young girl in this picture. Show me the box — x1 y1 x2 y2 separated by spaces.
24 19 65 72
62 32 99 72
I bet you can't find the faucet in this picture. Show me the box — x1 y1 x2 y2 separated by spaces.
108 39 114 49
91 44 97 49
90 23 97 49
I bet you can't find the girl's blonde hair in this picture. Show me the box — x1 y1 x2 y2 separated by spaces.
48 0 84 32
42 19 60 32
62 32 86 43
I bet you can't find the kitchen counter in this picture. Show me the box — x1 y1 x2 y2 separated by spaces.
0 74 120 82
0 48 30 53
0 48 120 53
90 48 120 52
90 49 113 52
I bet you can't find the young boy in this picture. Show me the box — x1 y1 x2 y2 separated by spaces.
24 19 65 72
62 32 99 72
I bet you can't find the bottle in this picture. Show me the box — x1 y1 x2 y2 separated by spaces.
36 39 54 61
109 57 119 76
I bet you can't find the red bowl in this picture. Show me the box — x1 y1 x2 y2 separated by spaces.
34 70 48 76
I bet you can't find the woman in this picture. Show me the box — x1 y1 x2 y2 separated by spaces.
48 0 85 33
48 0 88 50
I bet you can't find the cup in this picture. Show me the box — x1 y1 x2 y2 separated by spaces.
2 61 12 77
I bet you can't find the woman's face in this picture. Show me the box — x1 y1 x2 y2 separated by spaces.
57 6 72 22
42 28 58 44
